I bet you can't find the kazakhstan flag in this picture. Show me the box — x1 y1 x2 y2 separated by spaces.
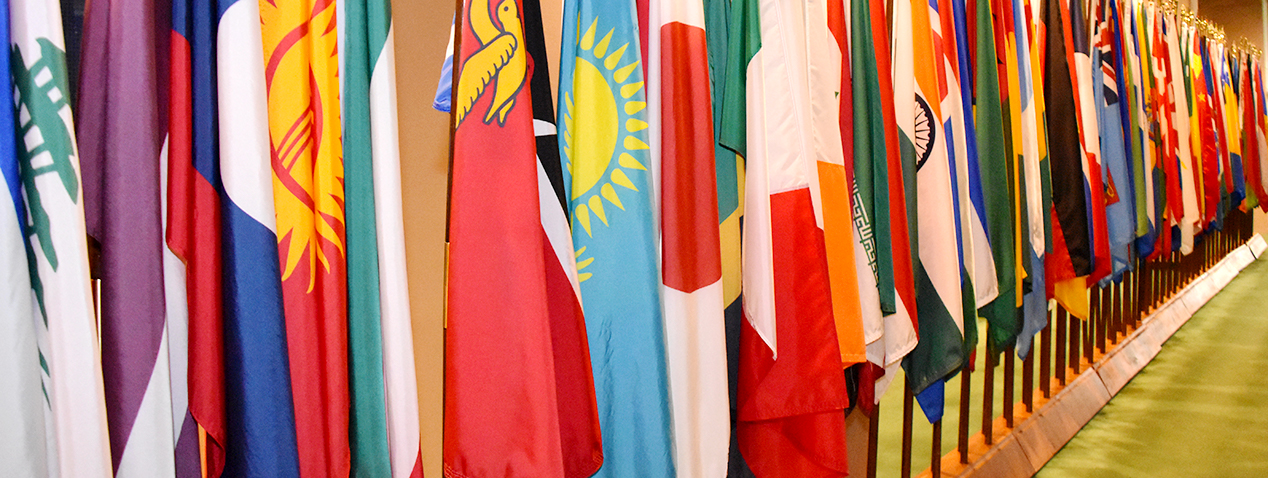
558 0 675 476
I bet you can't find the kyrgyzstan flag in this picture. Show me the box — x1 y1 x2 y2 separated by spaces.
737 0 850 476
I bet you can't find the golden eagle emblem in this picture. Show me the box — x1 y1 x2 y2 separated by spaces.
456 0 527 126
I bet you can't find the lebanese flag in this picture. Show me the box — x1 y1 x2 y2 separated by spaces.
737 1 850 476
646 0 730 476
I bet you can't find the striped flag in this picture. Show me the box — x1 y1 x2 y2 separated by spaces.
0 0 49 471
946 0 993 354
894 0 964 422
168 0 225 475
737 1 849 475
77 0 178 474
260 0 352 474
647 0 730 475
341 0 394 472
366 1 426 472
557 0 676 474
851 0 917 407
10 0 113 473
216 0 302 472
1016 0 1052 357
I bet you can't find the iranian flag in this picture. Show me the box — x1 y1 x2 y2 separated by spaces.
10 0 112 474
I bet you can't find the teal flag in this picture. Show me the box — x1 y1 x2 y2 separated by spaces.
558 0 675 476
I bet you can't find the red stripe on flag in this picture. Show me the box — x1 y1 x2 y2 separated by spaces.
167 30 226 478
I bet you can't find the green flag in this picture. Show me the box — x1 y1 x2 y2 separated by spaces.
975 0 1019 354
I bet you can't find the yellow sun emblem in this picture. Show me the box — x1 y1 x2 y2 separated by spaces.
561 18 650 239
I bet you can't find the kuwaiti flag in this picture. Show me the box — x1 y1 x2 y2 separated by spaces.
169 0 226 474
77 0 179 474
558 0 675 474
0 0 49 471
367 1 427 472
10 0 112 473
341 0 393 473
738 1 850 475
646 0 730 475
893 0 964 422
217 0 303 473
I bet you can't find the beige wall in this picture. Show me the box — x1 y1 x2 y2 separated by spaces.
393 2 453 477
393 1 563 476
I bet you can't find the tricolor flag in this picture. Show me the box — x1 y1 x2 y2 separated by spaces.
947 0 994 352
341 0 397 472
10 0 113 473
558 0 676 474
0 0 49 471
77 0 178 473
737 1 850 475
1013 0 1050 358
894 0 965 422
646 0 731 475
169 0 224 475
852 0 917 407
216 0 303 473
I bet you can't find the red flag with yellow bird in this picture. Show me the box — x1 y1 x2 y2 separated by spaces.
260 0 352 476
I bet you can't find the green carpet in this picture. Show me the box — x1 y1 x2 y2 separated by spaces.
1038 258 1268 477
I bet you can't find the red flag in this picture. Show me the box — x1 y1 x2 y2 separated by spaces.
444 0 591 475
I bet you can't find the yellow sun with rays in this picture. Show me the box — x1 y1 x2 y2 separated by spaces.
562 18 649 239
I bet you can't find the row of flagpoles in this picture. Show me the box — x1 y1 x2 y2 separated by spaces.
2 0 426 477
443 0 1268 477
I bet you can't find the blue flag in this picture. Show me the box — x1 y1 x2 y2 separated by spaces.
558 0 675 475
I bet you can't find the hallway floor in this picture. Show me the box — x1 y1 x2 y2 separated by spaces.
1038 258 1268 477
